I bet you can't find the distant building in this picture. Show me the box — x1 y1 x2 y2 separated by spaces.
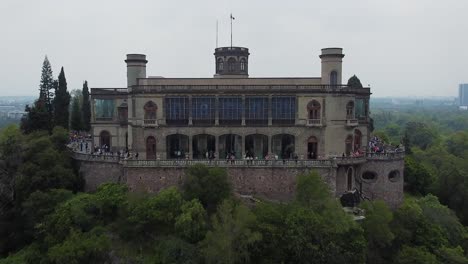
7 110 27 119
459 84 468 107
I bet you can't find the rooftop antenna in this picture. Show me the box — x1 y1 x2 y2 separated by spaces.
230 13 235 48
216 20 218 48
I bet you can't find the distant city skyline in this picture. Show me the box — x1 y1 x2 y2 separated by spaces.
1 0 467 97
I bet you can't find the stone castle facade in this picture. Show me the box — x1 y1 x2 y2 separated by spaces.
83 46 404 207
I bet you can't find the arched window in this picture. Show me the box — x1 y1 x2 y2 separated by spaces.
346 101 354 119
217 58 224 72
144 101 157 122
227 57 236 72
146 136 156 159
240 58 246 71
99 130 111 149
330 71 338 85
354 129 362 151
307 100 321 120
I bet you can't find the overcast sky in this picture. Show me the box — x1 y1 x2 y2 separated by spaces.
1 0 467 97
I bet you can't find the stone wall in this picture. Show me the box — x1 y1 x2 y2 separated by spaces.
357 159 404 208
76 157 403 208
78 160 123 191
124 166 334 201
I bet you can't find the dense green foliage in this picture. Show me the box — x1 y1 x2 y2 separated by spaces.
53 67 71 129
372 107 468 226
70 96 82 131
21 57 72 134
3 105 468 262
81 81 91 131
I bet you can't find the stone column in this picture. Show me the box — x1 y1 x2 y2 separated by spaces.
158 133 166 159
241 133 245 158
188 134 192 159
215 96 219 126
215 135 219 159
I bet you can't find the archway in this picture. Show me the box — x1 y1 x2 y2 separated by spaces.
219 134 242 159
354 129 362 151
166 134 189 159
307 136 318 159
245 134 268 159
272 134 295 159
146 136 156 159
99 131 111 150
192 134 216 159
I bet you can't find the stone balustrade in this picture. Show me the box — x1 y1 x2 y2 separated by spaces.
71 149 405 167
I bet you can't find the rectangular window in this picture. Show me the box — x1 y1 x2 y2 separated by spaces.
192 97 215 125
245 97 268 126
219 97 242 125
165 97 189 125
94 99 114 120
272 96 296 125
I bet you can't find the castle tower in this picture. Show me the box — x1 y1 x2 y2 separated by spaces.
214 47 250 78
320 48 345 85
125 54 148 88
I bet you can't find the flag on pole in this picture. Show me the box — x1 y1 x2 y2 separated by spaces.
230 13 235 20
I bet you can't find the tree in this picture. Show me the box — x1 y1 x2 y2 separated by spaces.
70 96 82 131
395 246 438 264
39 56 55 132
361 200 395 263
21 56 56 133
183 165 232 212
174 199 207 243
53 67 71 129
404 156 436 195
81 81 91 131
347 75 363 88
200 200 261 264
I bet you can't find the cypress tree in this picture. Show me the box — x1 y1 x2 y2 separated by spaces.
81 81 91 131
70 96 83 131
53 67 71 129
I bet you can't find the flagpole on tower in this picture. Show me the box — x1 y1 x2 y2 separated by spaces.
216 20 218 48
230 13 235 48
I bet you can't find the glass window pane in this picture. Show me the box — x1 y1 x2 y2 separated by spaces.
245 97 268 125
219 97 242 125
95 99 114 119
165 97 189 125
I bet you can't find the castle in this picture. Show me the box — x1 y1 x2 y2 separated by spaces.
76 46 404 207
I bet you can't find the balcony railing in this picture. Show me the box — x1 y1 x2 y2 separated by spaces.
306 119 322 127
124 159 335 168
144 119 158 127
346 119 359 127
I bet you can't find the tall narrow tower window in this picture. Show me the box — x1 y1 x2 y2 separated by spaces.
227 58 236 72
240 58 246 71
217 58 224 72
330 71 338 85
